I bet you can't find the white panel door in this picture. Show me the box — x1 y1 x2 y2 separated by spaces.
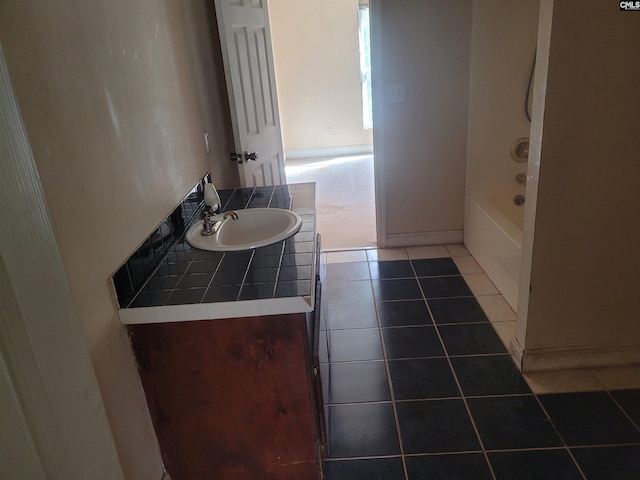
215 0 286 187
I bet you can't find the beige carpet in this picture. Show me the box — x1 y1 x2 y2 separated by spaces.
285 154 377 250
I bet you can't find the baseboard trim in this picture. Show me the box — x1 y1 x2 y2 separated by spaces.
382 230 463 248
510 339 640 372
285 144 373 159
510 337 525 369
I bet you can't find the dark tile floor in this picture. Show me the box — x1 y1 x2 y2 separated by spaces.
320 256 640 480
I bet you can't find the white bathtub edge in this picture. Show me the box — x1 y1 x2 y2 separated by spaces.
465 198 522 311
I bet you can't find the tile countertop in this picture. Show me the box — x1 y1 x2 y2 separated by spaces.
117 183 317 325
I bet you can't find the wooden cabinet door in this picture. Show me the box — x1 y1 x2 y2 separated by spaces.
129 314 322 480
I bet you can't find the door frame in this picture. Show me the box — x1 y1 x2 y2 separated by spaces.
370 0 387 247
0 44 125 480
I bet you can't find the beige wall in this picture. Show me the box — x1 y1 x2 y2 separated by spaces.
0 1 236 478
516 0 640 366
1 54 124 476
270 0 373 152
373 0 471 245
464 0 539 312
466 0 539 201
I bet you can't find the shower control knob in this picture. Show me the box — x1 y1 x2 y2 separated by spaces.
517 145 529 157
511 138 530 163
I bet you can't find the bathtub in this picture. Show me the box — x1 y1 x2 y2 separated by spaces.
464 191 525 311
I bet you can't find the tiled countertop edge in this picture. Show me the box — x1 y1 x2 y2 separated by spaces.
119 294 314 325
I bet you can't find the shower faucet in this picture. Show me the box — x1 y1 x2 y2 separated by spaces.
516 173 527 185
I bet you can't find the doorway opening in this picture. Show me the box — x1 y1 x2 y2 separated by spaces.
286 153 375 250
270 0 376 250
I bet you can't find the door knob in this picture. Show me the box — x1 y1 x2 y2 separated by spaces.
244 151 258 162
230 152 243 163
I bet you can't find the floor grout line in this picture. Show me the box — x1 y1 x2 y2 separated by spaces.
531 392 589 480
369 266 411 480
321 249 640 479
410 259 498 480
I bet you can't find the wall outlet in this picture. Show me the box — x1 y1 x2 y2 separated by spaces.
203 131 210 155
326 128 332 137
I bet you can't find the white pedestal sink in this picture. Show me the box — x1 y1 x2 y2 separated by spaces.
185 208 302 251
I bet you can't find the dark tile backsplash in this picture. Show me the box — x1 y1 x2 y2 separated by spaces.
112 176 316 309
112 174 211 307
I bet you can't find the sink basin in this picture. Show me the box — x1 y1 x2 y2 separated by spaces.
185 208 303 251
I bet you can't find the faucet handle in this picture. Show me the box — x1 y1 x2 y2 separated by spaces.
200 210 216 236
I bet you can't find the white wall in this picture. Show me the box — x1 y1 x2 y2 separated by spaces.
0 1 236 477
466 0 539 202
0 348 47 480
373 0 471 246
515 0 640 370
464 0 540 310
270 0 373 153
1 48 123 476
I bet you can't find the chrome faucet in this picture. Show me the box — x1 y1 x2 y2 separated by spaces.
201 210 216 236
222 210 239 221
200 210 239 237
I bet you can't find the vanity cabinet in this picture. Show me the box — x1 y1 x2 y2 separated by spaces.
115 183 325 479
128 304 325 479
